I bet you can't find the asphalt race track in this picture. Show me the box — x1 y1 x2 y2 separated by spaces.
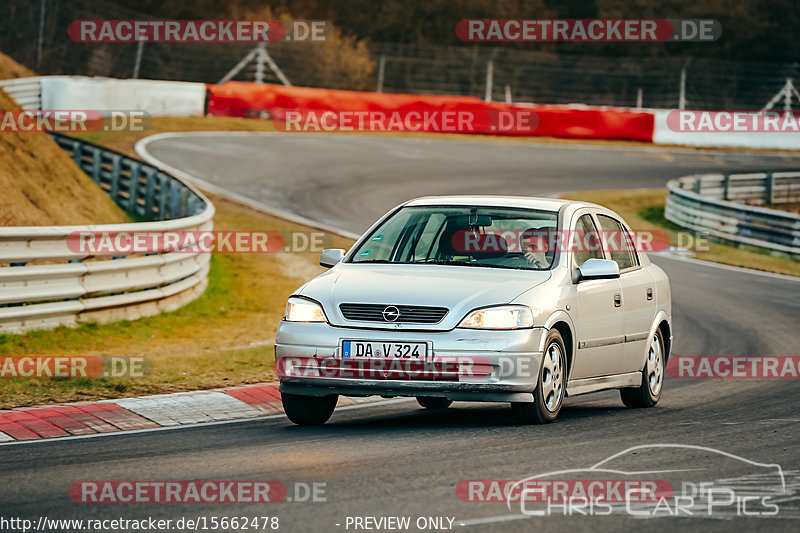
2 133 799 532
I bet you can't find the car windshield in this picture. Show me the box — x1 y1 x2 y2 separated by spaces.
349 205 558 270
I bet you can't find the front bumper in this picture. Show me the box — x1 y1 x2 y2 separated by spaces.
275 321 546 403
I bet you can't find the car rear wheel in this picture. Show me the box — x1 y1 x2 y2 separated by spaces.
510 329 566 424
620 329 665 408
416 397 452 409
281 392 338 425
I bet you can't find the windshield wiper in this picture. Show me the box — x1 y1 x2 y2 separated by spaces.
416 259 538 270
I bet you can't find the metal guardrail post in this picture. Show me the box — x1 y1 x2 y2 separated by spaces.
722 174 730 201
144 168 156 215
128 162 141 215
158 175 169 220
766 172 775 204
110 154 121 201
71 142 82 166
91 149 102 183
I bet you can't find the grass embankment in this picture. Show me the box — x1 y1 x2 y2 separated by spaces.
0 50 34 79
0 52 128 227
561 189 800 277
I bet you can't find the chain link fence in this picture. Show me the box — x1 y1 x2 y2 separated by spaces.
2 0 799 110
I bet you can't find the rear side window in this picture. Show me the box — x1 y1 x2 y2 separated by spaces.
572 214 603 267
596 214 638 270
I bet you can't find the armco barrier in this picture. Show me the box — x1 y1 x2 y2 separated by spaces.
0 134 214 333
665 171 800 254
0 77 42 110
207 82 655 142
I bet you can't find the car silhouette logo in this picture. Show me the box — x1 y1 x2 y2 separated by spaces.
382 306 400 322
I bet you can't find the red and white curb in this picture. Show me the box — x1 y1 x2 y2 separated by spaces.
0 382 384 442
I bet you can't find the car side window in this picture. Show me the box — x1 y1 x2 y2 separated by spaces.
596 214 638 270
572 214 603 268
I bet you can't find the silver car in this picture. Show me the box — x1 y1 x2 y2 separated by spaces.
275 196 672 425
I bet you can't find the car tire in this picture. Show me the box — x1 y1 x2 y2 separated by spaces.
416 397 452 409
510 329 566 424
620 328 665 408
281 392 338 425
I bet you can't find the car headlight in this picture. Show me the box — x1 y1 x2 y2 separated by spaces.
285 297 327 322
457 305 533 330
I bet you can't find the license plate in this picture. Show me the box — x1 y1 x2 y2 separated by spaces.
341 340 428 360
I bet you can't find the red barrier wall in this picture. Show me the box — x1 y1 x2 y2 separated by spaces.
207 82 654 142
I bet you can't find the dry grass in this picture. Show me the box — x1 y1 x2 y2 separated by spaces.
0 59 129 226
0 50 34 79
561 189 800 277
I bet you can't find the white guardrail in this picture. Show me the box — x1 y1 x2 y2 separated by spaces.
665 171 800 255
0 76 42 110
0 134 214 333
0 76 206 116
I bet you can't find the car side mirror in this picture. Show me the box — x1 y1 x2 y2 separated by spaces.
319 248 345 268
578 258 620 281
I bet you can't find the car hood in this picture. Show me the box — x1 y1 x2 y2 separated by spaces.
298 263 551 330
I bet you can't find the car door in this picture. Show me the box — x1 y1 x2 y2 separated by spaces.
596 213 655 374
570 212 625 380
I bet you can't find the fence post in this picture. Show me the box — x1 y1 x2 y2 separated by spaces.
484 56 494 102
132 41 144 79
36 0 46 72
679 58 692 110
376 55 385 93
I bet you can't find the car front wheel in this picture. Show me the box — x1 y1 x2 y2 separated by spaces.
510 329 566 424
281 392 338 425
620 329 665 408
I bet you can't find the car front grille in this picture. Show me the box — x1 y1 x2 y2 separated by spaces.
339 303 449 324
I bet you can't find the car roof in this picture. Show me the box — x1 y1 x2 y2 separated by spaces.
404 195 599 212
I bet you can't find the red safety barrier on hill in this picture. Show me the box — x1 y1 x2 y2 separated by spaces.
207 82 654 142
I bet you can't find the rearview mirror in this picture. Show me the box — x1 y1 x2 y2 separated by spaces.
578 258 620 281
319 248 345 268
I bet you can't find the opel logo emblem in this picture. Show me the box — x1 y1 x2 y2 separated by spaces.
382 306 400 322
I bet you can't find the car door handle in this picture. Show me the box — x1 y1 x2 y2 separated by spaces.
646 288 654 300
614 293 622 307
